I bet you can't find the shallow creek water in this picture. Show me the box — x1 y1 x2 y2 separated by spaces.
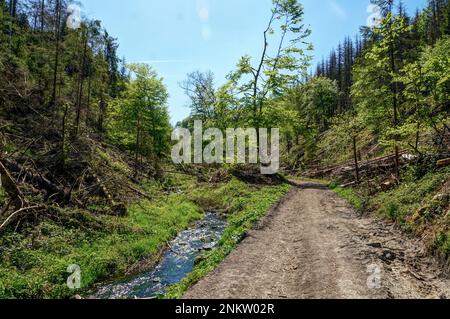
92 213 227 299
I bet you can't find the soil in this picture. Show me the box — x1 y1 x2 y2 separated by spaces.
184 181 450 299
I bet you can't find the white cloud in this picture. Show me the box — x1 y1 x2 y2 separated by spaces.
328 0 347 19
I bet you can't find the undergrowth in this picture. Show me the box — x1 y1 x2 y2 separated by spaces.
370 166 450 259
0 174 289 299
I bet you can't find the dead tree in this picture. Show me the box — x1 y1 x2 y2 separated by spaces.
0 159 27 210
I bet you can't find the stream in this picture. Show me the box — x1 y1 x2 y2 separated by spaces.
92 212 227 299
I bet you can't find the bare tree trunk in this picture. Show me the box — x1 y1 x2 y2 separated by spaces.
134 115 141 177
40 0 45 32
0 160 27 210
9 0 17 18
85 75 92 127
75 29 88 136
415 122 421 150
50 0 61 109
61 102 68 167
98 96 106 134
353 136 360 183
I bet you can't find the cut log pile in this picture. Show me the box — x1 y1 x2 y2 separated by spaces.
1 157 65 200
302 151 411 182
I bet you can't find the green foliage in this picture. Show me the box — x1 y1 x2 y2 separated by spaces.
371 167 449 227
329 182 365 211
281 76 339 166
353 14 410 132
224 0 312 129
434 231 450 257
0 177 203 299
290 76 339 131
108 64 171 159
0 176 290 299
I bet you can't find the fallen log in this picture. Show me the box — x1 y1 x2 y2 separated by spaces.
89 169 127 216
126 184 153 201
437 158 450 168
0 205 42 233
0 160 28 209
340 181 357 188
2 158 64 198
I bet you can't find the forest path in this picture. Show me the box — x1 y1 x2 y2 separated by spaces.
184 181 449 299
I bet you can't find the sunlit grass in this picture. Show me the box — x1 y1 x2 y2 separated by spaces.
165 181 290 299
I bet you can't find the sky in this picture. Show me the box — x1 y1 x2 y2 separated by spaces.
79 0 428 125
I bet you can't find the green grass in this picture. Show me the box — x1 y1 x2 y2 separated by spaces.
165 180 290 299
370 166 450 258
329 181 365 211
371 167 449 227
290 176 331 185
0 176 289 299
434 231 450 258
0 179 202 299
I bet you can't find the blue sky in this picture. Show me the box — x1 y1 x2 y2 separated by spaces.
80 0 428 124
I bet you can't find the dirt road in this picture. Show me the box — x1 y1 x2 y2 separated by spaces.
185 182 449 299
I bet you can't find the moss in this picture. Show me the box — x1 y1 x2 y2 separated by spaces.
96 148 131 175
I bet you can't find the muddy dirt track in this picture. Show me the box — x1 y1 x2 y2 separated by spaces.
185 181 449 299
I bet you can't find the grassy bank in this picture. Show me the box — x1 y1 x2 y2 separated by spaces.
329 182 365 212
370 167 450 259
165 180 290 299
0 175 202 299
0 175 289 299
327 166 450 261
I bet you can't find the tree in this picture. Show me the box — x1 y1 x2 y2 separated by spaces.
108 64 171 175
180 71 216 123
292 76 338 132
353 12 410 177
50 0 64 110
398 37 450 151
227 0 311 140
284 76 338 163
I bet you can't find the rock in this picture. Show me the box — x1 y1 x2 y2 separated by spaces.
379 250 396 263
368 242 382 248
